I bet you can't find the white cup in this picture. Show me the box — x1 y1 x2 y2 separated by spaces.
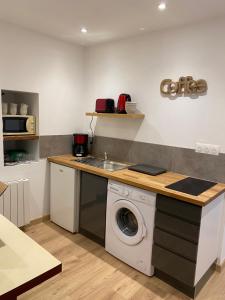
20 103 28 115
9 103 18 115
2 102 8 115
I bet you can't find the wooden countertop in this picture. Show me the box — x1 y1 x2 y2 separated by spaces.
0 215 62 299
0 182 8 197
48 155 225 206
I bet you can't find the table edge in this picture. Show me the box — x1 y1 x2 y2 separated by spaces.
0 263 62 299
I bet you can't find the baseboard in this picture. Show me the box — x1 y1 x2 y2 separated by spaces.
216 260 225 273
30 215 50 225
21 215 50 231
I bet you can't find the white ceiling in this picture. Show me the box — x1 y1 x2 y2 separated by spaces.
0 0 225 46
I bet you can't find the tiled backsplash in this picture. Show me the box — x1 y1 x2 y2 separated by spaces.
40 134 225 183
91 136 225 183
40 135 72 158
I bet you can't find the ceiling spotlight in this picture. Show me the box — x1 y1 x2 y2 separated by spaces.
81 27 88 33
140 27 145 31
158 1 166 10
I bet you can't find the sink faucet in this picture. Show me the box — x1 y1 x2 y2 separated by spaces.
104 152 108 161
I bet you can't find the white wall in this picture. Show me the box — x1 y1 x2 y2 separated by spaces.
84 18 225 153
0 21 85 219
0 21 84 138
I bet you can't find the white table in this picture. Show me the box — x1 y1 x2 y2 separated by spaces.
0 215 61 299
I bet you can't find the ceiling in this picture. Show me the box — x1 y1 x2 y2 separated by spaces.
0 0 225 46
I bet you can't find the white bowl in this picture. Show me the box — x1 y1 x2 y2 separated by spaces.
2 102 8 115
125 102 137 114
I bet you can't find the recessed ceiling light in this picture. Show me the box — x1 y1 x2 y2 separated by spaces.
158 2 166 10
81 27 88 33
140 27 145 31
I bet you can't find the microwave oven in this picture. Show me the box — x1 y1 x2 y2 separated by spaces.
3 115 36 135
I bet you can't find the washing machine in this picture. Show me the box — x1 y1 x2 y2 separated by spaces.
105 180 156 276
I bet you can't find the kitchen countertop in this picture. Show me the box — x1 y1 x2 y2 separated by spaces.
48 154 225 206
0 215 62 299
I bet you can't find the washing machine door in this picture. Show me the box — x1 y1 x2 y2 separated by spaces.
110 199 147 246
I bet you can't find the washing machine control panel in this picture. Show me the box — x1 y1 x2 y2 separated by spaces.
108 182 132 198
123 189 130 197
108 180 156 206
108 183 124 195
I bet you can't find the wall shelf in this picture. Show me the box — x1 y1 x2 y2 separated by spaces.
86 112 145 119
3 135 39 141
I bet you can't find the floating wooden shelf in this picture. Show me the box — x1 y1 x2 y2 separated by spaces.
3 135 39 141
86 112 145 119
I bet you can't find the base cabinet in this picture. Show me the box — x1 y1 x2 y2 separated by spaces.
152 194 224 298
50 163 79 233
79 171 108 246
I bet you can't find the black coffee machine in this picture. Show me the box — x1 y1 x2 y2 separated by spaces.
72 134 89 157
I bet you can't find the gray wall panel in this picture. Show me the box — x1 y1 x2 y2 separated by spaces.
92 136 225 183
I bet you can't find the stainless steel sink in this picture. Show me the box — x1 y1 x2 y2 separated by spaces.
72 157 129 172
97 160 129 171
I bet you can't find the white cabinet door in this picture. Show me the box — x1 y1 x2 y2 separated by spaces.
50 163 79 233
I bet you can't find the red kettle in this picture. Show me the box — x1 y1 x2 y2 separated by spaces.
117 94 131 114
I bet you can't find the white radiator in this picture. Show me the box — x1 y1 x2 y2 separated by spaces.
0 179 30 227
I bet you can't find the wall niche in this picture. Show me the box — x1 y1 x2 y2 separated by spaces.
1 89 39 166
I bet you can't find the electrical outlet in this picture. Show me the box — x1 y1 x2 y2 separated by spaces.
195 143 202 153
195 143 220 155
211 145 220 155
204 145 210 154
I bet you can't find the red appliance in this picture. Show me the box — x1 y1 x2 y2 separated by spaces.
95 99 115 113
117 94 131 114
73 134 89 157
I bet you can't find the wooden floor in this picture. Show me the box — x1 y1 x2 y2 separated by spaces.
18 221 225 300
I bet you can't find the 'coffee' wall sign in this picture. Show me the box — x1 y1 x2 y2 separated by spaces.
160 76 208 97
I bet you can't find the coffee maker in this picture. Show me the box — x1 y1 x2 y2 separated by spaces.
73 134 89 157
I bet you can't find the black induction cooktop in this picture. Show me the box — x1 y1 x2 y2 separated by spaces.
128 164 167 176
166 177 217 196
